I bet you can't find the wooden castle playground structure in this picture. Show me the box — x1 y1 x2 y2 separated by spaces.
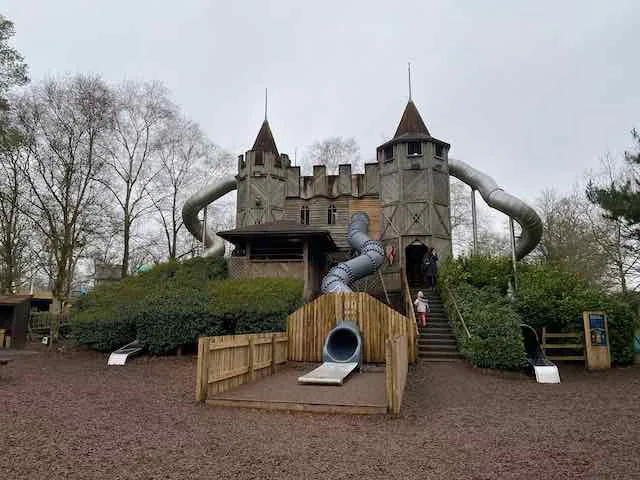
196 277 417 415
186 93 551 412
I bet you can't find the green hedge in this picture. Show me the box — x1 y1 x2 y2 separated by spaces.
69 256 304 354
439 255 636 367
69 256 228 352
442 283 527 370
136 278 304 353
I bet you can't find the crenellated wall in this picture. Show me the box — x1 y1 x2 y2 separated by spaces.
283 162 380 199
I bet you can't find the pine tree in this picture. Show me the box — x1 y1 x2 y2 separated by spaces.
587 129 640 239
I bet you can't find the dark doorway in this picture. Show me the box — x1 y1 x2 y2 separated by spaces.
406 243 428 286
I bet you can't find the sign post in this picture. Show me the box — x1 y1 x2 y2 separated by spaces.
582 311 611 370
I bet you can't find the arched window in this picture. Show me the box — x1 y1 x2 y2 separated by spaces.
328 204 337 225
300 205 310 225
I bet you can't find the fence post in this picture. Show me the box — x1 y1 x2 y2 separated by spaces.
196 337 209 402
271 334 277 374
248 336 256 381
385 337 395 414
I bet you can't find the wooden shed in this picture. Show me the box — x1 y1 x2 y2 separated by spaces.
0 295 31 349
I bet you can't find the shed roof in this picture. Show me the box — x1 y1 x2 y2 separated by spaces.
0 295 32 306
218 221 338 251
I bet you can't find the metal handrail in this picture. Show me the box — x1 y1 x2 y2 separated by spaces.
443 284 472 339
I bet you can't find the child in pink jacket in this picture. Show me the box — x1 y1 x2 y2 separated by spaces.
414 291 429 327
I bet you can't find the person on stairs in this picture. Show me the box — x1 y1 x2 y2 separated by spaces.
414 291 429 328
422 248 439 290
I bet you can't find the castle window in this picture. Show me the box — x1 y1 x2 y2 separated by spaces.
274 154 282 168
254 151 264 166
238 154 246 169
384 145 394 161
408 142 422 156
435 144 444 158
300 205 310 225
412 213 422 224
328 204 337 225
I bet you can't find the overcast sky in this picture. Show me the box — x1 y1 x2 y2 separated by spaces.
4 0 639 205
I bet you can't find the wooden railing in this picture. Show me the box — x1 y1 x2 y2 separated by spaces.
196 332 288 402
542 328 584 361
400 268 419 338
287 292 416 363
386 335 408 414
443 284 472 339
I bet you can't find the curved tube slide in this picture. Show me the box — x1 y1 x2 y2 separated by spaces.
321 212 385 293
448 158 542 260
182 176 238 257
323 320 363 365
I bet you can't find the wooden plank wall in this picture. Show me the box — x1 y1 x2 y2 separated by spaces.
196 332 288 402
287 293 416 363
385 335 408 415
351 198 383 239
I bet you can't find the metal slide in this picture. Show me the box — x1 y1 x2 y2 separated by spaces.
298 320 363 385
300 215 383 385
521 324 560 383
107 341 144 366
448 158 543 260
182 176 238 258
321 212 385 293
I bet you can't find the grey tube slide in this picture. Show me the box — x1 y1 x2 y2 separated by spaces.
448 158 542 260
321 212 385 293
182 176 237 257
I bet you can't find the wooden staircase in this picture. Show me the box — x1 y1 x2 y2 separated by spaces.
412 287 462 362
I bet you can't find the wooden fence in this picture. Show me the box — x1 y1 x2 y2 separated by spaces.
386 335 408 414
196 332 288 402
542 328 585 361
287 292 416 363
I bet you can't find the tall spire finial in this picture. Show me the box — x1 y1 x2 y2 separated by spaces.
264 88 268 121
408 62 412 101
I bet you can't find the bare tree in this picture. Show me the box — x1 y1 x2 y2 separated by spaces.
13 75 112 309
98 80 174 277
0 133 32 293
302 136 361 175
534 187 607 285
148 117 232 260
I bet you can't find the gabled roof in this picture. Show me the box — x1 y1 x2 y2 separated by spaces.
394 100 430 139
251 120 279 156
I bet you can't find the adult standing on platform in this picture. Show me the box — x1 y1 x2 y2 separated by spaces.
424 248 438 290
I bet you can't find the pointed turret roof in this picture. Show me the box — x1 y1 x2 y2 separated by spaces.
376 98 450 153
251 120 279 156
393 100 430 140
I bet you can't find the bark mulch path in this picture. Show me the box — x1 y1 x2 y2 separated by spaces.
1 350 639 479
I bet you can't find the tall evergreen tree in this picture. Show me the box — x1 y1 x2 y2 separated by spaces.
587 130 640 239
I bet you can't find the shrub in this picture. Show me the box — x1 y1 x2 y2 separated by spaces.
443 283 527 370
515 264 635 364
439 255 512 293
440 257 636 367
134 278 304 354
209 278 304 333
69 256 228 351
